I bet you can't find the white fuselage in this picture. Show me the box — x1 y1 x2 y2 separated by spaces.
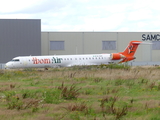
5 54 122 69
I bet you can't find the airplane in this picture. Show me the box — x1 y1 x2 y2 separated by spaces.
5 41 147 69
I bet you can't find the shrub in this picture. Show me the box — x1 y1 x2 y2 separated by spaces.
58 82 81 100
4 91 41 111
64 102 89 114
99 63 130 69
100 96 128 120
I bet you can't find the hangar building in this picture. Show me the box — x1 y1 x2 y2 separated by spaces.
41 32 159 65
0 19 41 63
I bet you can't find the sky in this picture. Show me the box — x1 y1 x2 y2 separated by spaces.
0 0 160 32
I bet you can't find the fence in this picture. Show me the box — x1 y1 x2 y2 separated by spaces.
128 61 160 66
0 64 5 69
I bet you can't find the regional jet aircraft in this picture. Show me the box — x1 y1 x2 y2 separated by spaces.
5 41 147 69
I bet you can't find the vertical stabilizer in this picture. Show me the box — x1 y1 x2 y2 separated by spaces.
119 41 142 62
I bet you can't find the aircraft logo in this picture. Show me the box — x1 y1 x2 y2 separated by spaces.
52 57 62 63
128 44 136 54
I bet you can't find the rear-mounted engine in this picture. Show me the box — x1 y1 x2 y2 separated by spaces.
110 53 125 60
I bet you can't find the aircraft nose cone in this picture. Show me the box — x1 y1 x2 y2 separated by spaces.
5 62 12 69
5 65 7 69
5 63 9 69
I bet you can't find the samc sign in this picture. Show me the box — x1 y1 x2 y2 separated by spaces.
142 34 160 41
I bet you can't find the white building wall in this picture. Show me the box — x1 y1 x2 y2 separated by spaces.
41 32 160 62
83 32 118 54
150 32 160 61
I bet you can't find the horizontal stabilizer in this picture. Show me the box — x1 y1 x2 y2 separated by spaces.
140 42 153 45
132 41 152 45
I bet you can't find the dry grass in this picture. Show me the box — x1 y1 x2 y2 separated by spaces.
0 66 160 119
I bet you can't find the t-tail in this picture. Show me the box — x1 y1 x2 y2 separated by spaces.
119 41 142 62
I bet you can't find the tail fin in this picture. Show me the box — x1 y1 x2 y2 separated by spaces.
119 41 142 62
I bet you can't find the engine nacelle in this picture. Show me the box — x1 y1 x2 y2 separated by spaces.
110 53 125 60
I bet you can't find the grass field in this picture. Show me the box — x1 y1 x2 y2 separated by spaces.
0 65 160 120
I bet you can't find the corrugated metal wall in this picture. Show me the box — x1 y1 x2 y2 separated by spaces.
0 19 41 63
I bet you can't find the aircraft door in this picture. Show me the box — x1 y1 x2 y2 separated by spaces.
22 58 28 67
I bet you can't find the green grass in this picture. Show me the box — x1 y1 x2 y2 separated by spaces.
0 66 160 119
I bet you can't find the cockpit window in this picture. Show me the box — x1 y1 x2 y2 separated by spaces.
12 59 20 62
